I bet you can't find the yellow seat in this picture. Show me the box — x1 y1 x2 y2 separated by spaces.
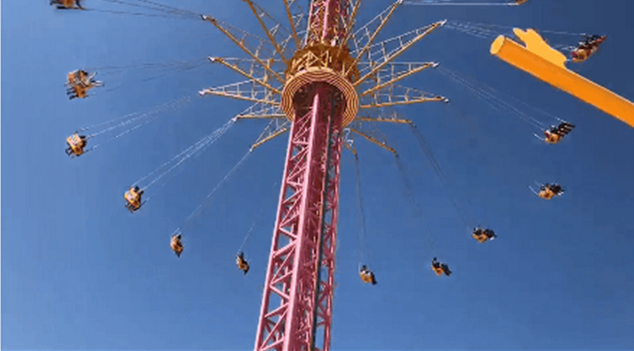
360 272 373 283
544 131 562 144
571 48 590 63
538 188 555 200
171 235 183 257
236 255 250 274
66 133 86 156
472 233 488 243
67 70 98 99
124 188 143 211
432 265 444 276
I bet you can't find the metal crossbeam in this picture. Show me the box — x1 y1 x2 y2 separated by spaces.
199 80 280 105
282 0 308 49
236 102 286 119
360 84 448 108
347 0 403 75
349 127 397 154
354 20 447 86
243 0 291 63
201 15 286 83
355 108 412 124
208 57 282 94
250 118 291 151
360 62 438 96
341 0 362 47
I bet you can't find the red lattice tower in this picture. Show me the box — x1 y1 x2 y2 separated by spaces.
254 1 357 350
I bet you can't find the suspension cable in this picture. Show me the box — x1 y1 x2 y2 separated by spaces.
91 0 200 20
436 66 559 130
237 182 278 255
408 123 473 231
136 118 236 191
173 149 252 236
405 0 521 6
353 152 370 266
393 154 438 256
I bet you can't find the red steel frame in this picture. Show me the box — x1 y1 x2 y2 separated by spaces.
254 2 349 350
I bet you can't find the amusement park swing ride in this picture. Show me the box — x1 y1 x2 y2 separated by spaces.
56 0 634 350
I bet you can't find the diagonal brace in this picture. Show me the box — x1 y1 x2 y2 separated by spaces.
347 0 403 76
243 0 289 63
208 57 281 94
349 127 397 154
354 20 446 87
201 15 285 84
360 62 438 97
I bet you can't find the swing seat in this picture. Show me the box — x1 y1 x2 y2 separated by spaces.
124 191 142 210
171 244 183 257
472 234 488 243
544 132 561 144
238 261 249 271
170 236 183 257
538 189 555 200
236 256 250 273
360 272 373 283
432 266 444 276
61 0 78 8
73 85 88 99
66 134 85 156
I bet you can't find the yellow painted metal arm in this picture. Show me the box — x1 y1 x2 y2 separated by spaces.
236 114 286 119
491 28 634 128
356 116 412 124
343 138 358 156
243 0 288 63
347 0 403 76
209 57 281 94
341 0 362 47
282 0 302 49
349 128 397 154
250 127 289 151
200 89 279 105
199 80 280 106
201 16 285 84
360 84 448 109
250 118 291 151
359 62 437 97
354 20 445 87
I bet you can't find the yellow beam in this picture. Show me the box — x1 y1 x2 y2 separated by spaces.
356 117 412 124
349 128 396 154
343 139 358 155
201 16 285 84
236 114 286 119
250 127 289 151
282 0 301 49
341 0 362 47
243 0 288 63
359 62 436 97
354 20 445 87
360 96 447 109
347 0 402 76
199 89 280 106
210 57 281 94
490 28 634 128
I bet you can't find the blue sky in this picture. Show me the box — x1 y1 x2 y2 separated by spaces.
2 0 633 350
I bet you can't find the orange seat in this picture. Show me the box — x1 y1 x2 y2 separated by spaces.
66 134 85 156
432 265 444 276
472 233 488 243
